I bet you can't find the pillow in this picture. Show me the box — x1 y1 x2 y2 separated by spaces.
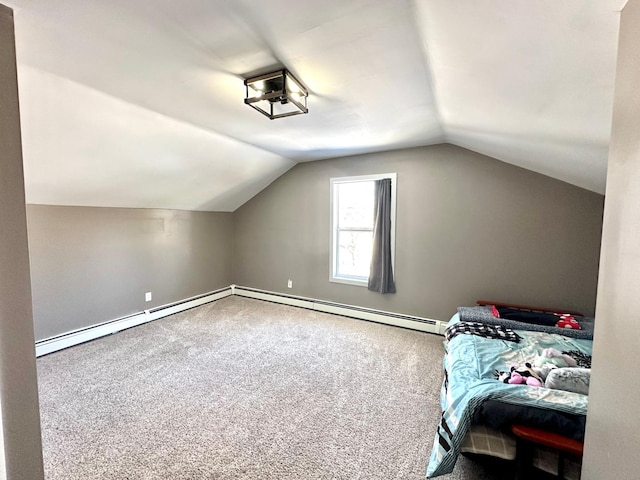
545 367 590 395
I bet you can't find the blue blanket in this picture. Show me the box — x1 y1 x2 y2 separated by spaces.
426 314 592 477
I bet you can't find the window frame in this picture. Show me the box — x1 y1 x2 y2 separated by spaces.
329 173 397 286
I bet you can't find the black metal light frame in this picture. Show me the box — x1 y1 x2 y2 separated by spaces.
244 69 308 120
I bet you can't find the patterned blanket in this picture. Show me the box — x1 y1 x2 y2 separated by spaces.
445 321 522 343
426 314 593 477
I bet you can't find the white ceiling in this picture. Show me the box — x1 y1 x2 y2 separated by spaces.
5 0 626 211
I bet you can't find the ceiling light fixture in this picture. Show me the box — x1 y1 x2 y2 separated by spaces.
244 69 308 120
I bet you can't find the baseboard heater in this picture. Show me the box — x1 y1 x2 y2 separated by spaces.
35 287 233 357
35 285 447 357
232 285 446 336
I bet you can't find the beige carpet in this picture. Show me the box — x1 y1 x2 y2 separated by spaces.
37 296 511 479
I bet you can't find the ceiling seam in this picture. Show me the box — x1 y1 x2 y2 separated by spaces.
408 0 447 143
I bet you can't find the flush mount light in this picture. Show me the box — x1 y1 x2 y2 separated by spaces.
244 69 308 120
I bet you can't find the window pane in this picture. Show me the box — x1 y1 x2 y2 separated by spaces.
337 181 374 229
337 230 373 278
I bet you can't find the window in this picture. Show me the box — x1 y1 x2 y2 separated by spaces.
330 173 396 286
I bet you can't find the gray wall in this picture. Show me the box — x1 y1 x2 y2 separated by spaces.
583 1 640 478
0 4 45 478
27 206 233 340
234 144 604 321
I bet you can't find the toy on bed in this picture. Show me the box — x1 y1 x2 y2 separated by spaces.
495 364 543 387
493 347 591 395
532 348 578 382
427 300 594 478
535 348 578 368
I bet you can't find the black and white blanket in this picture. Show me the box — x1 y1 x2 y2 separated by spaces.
445 321 521 343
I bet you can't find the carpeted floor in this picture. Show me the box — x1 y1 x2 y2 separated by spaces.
37 296 512 479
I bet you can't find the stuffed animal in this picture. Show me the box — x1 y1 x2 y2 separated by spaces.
555 314 581 330
533 348 577 369
494 363 543 387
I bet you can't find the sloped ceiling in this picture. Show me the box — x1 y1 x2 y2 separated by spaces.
5 0 626 211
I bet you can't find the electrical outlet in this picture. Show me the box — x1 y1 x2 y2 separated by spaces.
287 279 293 288
145 292 152 302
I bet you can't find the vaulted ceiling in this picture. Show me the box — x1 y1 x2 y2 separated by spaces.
6 0 626 211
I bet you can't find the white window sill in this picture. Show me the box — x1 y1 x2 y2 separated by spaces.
330 276 368 287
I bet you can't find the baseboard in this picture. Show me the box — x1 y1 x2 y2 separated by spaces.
232 285 446 335
35 287 232 357
36 285 446 357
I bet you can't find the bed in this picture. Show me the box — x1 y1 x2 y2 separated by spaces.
426 301 593 478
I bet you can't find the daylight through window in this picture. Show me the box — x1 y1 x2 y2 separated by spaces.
330 174 396 285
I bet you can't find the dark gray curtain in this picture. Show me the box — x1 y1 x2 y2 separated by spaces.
368 178 396 294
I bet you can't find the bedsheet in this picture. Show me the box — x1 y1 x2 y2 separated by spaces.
426 313 592 477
